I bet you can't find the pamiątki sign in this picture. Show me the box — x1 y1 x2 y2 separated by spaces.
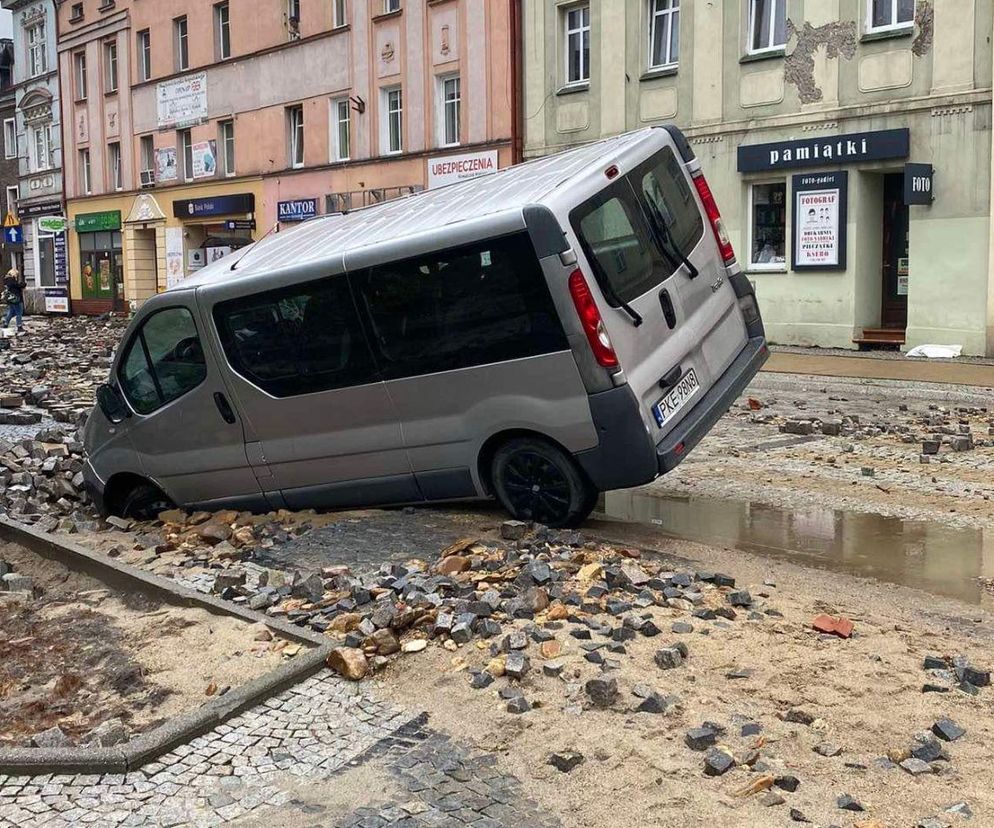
738 128 910 173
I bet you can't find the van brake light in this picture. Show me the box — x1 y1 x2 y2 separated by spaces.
568 269 620 369
692 172 736 264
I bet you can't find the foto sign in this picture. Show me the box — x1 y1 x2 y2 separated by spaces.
277 199 318 222
904 163 934 205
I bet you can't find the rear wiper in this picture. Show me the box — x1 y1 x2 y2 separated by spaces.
602 276 643 327
644 198 699 280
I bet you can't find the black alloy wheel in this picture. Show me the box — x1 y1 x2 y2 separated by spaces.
491 437 596 528
118 482 174 521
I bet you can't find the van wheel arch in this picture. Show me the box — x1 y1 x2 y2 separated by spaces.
478 430 598 527
103 473 174 520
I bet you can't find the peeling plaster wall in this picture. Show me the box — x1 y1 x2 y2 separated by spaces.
784 20 858 105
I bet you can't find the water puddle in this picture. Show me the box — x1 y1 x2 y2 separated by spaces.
596 490 994 611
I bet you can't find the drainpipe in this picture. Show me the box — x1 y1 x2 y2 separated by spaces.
988 12 994 356
510 0 523 165
53 0 72 313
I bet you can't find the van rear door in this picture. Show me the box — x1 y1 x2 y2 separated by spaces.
569 137 747 442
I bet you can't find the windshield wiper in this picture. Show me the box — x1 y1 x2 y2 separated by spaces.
600 271 643 327
644 198 699 280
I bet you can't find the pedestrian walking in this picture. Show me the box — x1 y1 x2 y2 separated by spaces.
2 267 26 332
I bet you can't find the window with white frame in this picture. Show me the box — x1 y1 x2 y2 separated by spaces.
384 0 400 12
140 135 155 177
74 51 87 100
109 142 122 191
137 30 151 82
868 0 914 31
648 0 679 69
27 22 47 77
219 120 235 175
564 4 590 86
215 2 231 60
174 16 189 71
382 87 402 154
3 118 15 159
438 75 460 147
331 98 350 161
104 40 118 93
179 128 193 180
30 125 51 172
333 0 347 27
79 149 92 195
749 182 787 269
748 0 787 53
287 105 304 168
5 186 17 218
287 0 301 39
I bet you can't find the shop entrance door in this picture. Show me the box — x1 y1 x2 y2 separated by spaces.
880 173 909 330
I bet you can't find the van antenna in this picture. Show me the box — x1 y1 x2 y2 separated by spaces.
229 222 280 272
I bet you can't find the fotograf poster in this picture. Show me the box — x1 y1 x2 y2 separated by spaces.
792 171 848 271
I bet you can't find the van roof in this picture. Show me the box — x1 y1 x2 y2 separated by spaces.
179 128 659 289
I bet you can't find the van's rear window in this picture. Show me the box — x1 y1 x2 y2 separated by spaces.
571 146 704 305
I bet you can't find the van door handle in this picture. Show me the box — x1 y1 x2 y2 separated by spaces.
213 392 237 424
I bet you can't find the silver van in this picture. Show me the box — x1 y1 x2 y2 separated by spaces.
86 127 767 527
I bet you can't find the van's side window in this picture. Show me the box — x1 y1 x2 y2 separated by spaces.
214 276 376 397
355 232 568 380
118 307 207 415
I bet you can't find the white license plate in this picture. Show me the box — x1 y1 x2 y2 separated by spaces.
652 368 700 427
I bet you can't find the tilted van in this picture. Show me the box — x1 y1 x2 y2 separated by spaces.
86 126 768 527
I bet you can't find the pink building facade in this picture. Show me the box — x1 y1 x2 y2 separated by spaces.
58 0 521 313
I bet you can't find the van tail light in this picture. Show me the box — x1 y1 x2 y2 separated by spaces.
568 269 620 369
692 172 736 264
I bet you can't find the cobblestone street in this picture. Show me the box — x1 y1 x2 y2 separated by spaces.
0 674 554 828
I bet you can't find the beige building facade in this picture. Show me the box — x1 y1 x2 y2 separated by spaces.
523 0 994 355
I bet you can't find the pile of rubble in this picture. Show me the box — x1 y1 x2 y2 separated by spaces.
0 315 127 424
0 426 95 529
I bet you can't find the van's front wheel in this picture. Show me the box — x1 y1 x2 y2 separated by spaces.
490 437 596 528
117 482 173 521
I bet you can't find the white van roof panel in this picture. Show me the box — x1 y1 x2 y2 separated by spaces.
180 128 659 288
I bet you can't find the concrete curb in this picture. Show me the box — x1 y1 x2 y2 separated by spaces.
748 372 994 406
0 517 334 776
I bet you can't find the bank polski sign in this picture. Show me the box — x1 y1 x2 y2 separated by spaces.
157 72 208 129
738 128 910 173
427 150 499 189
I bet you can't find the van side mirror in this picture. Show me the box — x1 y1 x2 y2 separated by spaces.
97 383 131 424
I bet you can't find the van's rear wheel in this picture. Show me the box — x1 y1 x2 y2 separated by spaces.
117 482 173 521
490 437 596 528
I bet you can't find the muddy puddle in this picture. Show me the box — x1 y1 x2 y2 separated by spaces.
594 490 994 611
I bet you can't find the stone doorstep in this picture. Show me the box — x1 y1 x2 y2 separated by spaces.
0 516 334 778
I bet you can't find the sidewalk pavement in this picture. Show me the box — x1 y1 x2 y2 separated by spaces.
763 349 994 388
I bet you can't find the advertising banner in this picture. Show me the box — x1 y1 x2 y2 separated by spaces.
792 171 848 271
165 226 185 289
157 72 208 129
156 147 178 182
192 141 217 179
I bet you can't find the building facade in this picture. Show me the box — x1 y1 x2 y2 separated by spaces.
58 0 519 314
523 0 994 355
0 37 18 276
3 1 67 312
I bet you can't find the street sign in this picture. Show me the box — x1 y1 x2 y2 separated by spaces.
3 211 18 227
3 226 23 245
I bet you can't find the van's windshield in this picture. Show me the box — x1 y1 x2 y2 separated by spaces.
570 146 704 306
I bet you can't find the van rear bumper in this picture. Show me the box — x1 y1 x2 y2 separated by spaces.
655 336 768 474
